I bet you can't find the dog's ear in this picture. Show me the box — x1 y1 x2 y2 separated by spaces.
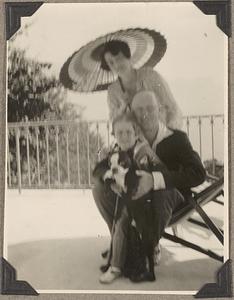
109 152 120 169
119 151 132 169
107 152 112 167
108 144 120 166
108 150 116 167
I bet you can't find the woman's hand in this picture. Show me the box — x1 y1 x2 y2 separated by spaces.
132 170 154 200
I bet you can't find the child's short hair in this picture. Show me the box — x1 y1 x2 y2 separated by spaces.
112 112 138 136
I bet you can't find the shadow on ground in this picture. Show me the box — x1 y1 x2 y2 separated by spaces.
7 236 222 292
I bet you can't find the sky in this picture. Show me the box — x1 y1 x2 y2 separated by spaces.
12 2 228 122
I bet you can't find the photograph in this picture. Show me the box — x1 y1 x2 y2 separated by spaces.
2 1 229 295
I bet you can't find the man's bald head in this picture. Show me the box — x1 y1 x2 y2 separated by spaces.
131 90 160 133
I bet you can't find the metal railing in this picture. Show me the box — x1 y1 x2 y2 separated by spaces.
7 114 224 192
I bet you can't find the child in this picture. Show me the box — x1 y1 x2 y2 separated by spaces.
93 112 161 200
93 112 160 184
93 112 162 283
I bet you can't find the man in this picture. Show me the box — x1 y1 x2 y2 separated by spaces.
92 90 206 283
131 90 206 200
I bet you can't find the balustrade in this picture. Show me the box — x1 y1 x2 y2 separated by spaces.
7 115 224 192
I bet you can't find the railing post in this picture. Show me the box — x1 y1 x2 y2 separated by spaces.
7 129 11 187
76 125 81 186
210 116 215 175
35 127 41 186
55 126 60 185
186 117 190 137
198 117 202 159
15 128 21 193
96 123 101 162
107 122 110 149
87 122 91 186
45 126 50 188
66 126 70 185
25 126 31 186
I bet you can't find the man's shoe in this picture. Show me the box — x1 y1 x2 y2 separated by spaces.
100 263 109 273
99 266 121 284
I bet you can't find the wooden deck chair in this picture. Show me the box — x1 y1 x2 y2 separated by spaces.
162 176 224 262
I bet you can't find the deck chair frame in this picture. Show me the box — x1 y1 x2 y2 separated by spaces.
163 177 224 262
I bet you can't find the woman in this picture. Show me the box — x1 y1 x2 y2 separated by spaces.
93 40 181 283
101 40 183 130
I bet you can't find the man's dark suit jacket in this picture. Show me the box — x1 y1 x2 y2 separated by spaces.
155 129 206 199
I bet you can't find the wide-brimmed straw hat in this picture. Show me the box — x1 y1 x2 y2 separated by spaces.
59 28 167 92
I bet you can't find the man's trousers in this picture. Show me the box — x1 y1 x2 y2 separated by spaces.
92 179 184 269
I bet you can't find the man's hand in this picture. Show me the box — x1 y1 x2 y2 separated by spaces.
132 170 154 200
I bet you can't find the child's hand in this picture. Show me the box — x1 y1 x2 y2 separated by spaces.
110 183 122 197
135 143 152 165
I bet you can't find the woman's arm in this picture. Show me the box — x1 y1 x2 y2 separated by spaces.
107 84 123 121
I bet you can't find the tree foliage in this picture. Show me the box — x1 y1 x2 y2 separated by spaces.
7 46 81 122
